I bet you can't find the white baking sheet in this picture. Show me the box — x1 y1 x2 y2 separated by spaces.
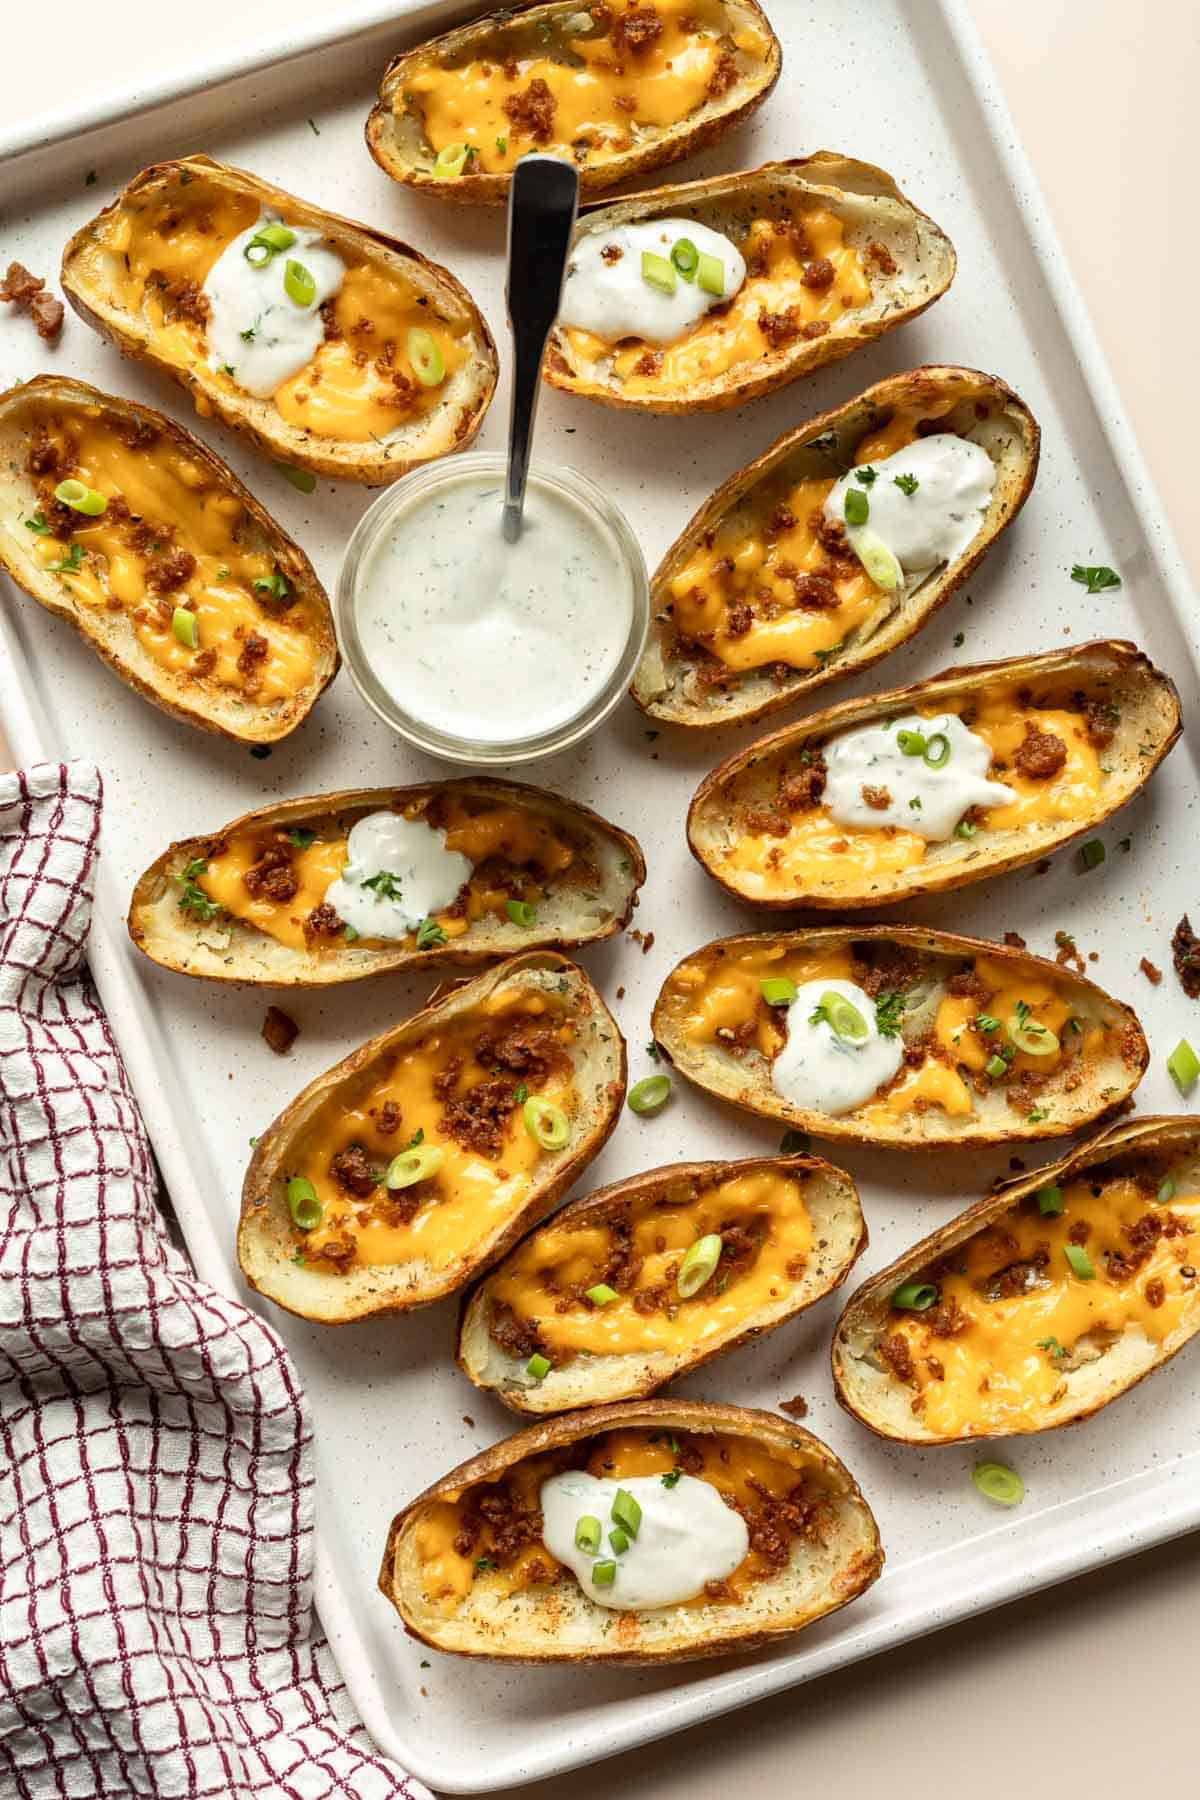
2 2 1199 1789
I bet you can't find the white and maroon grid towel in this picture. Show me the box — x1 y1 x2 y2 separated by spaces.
0 762 428 1799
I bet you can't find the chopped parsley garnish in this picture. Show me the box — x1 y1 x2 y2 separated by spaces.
495 134 507 153
240 326 256 342
1013 999 1047 1037
874 992 906 1037
1027 1108 1049 1123
1038 1336 1067 1360
893 472 920 496
286 828 317 848
646 1041 660 1060
218 362 236 377
24 511 49 535
813 639 847 665
909 796 922 810
407 1128 425 1148
661 1469 683 1489
176 857 224 922
1071 564 1121 594
474 1557 497 1572
253 570 291 602
514 1083 529 1104
48 543 86 573
415 916 447 949
343 924 359 942
975 1013 1001 1033
362 870 403 901
854 465 877 486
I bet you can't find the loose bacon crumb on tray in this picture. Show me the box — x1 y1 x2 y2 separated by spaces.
0 262 64 341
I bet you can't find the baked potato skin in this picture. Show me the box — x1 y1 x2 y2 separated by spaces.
633 366 1039 728
652 925 1149 1150
379 1398 883 1663
365 1 782 205
0 374 337 743
545 156 956 414
831 1117 1200 1444
60 156 498 484
127 777 646 986
457 1153 868 1413
687 641 1181 910
238 952 627 1323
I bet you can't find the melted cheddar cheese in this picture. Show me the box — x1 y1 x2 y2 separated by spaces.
22 401 318 700
881 1176 1200 1436
402 0 765 175
296 992 575 1271
414 1426 826 1614
724 687 1108 897
77 170 468 440
196 798 578 950
488 1169 814 1359
671 944 854 1061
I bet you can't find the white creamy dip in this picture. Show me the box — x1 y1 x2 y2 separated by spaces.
824 435 996 585
772 979 903 1116
352 470 638 750
558 219 746 345
824 712 1016 841
540 1471 748 1610
323 811 471 940
203 213 345 397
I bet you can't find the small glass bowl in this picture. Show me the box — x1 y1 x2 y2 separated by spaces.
336 453 649 765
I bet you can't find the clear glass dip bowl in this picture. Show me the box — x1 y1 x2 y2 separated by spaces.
336 453 649 765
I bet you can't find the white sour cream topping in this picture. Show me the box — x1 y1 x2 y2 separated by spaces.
540 1471 749 1611
824 435 996 584
353 470 636 748
322 811 471 940
558 219 746 346
772 979 903 1117
203 213 345 397
825 712 1017 841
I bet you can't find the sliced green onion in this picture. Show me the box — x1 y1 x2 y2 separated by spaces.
891 1280 938 1312
610 1489 641 1538
677 1232 722 1298
53 478 107 516
696 251 725 296
432 143 471 180
1168 1039 1200 1095
591 1559 617 1586
525 1352 552 1380
896 730 927 756
985 1054 1009 1080
972 1461 1025 1506
671 237 699 279
628 1075 671 1117
385 1144 444 1189
850 526 902 592
843 486 870 527
816 989 869 1045
506 898 537 928
523 1095 570 1149
760 976 797 1007
1158 1176 1177 1204
244 240 272 267
284 259 317 307
608 1526 630 1555
1079 838 1106 870
923 733 951 769
258 223 296 253
1064 1244 1095 1280
343 924 359 943
575 1515 601 1553
641 250 677 294
1036 1184 1064 1216
407 326 445 387
585 1283 619 1306
277 462 316 493
171 606 198 649
286 1176 322 1231
1007 1010 1059 1057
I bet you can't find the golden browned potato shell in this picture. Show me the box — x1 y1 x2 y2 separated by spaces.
688 642 1181 910
238 952 625 1322
546 156 955 413
60 156 497 483
459 1153 867 1413
0 375 336 742
633 365 1039 728
127 778 646 985
365 1 782 205
652 926 1148 1149
832 1116 1200 1443
378 1398 883 1662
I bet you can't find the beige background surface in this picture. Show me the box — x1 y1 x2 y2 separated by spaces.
2 3 1196 1795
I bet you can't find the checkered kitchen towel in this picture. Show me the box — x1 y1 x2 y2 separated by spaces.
0 762 427 1799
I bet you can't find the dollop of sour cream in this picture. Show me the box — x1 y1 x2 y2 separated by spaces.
322 811 471 940
772 979 904 1116
203 213 345 397
824 435 996 585
540 1471 749 1611
558 219 746 346
825 712 1017 840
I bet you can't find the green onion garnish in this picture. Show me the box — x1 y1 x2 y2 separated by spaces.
1036 1184 1064 1216
286 1176 322 1231
525 1352 552 1380
608 1527 630 1555
432 143 471 180
923 733 951 769
671 237 699 279
385 1144 444 1189
844 486 869 526
1007 1007 1059 1057
1070 564 1121 594
407 326 445 387
171 606 198 649
897 729 927 756
891 1280 938 1312
696 251 724 296
811 989 869 1045
415 917 447 950
1168 1039 1200 1094
610 1489 641 1539
53 478 107 516
284 259 316 307
851 528 902 592
591 1559 617 1586
257 223 296 252
1079 839 1106 870
972 1461 1025 1506
1064 1244 1095 1280
522 1095 570 1150
985 1054 1009 1080
641 250 677 294
955 820 977 839
586 1283 619 1306
277 462 316 493
760 976 797 1006
575 1515 601 1553
506 899 537 928
627 1075 672 1116
677 1232 722 1299
1158 1176 1177 1203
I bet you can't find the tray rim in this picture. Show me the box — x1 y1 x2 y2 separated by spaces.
1 0 1198 1789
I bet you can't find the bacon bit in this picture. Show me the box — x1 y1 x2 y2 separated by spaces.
800 258 835 291
705 46 738 97
802 320 830 339
502 76 557 142
601 243 624 264
0 262 65 341
628 928 655 955
862 784 891 811
1139 957 1163 986
1054 930 1086 974
611 5 663 54
777 1395 808 1419
634 349 663 378
262 1005 299 1055
866 239 897 274
1172 916 1200 998
1003 930 1027 949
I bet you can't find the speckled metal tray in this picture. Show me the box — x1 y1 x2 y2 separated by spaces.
2 1 1198 1789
